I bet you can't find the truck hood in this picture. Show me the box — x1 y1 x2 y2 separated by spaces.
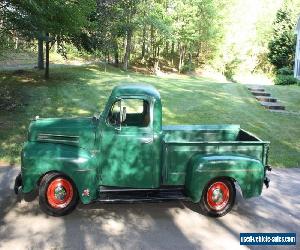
28 117 96 150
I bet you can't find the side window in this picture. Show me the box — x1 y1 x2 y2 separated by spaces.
107 98 150 127
107 100 121 126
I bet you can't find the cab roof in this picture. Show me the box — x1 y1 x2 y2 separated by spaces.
111 84 161 100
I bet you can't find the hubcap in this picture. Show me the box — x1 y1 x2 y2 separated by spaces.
207 181 229 211
54 186 67 200
46 178 74 209
212 188 223 203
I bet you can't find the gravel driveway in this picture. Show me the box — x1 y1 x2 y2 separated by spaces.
0 166 299 250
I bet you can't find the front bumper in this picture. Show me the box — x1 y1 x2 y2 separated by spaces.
264 177 270 188
264 165 272 188
14 172 22 194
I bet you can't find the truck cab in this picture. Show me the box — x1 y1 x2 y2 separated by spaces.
99 85 162 188
15 84 271 217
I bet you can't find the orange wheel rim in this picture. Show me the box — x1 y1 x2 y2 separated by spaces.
207 181 229 211
46 178 73 209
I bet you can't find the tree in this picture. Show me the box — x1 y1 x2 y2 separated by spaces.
3 0 94 78
170 0 225 72
268 7 297 72
118 0 140 70
138 0 172 71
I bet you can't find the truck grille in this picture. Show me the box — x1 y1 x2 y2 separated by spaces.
37 133 79 145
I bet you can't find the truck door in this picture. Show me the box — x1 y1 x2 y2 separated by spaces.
100 96 155 188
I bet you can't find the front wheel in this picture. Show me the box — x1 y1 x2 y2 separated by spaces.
39 173 78 216
200 178 236 217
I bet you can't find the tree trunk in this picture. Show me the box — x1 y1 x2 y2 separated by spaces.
107 52 110 64
122 36 126 64
165 41 169 55
38 33 44 70
150 25 154 58
123 29 132 71
171 41 175 65
45 33 50 79
141 25 146 59
178 45 182 71
183 47 186 65
171 42 175 54
196 42 201 66
179 45 185 72
196 48 200 66
114 40 119 65
188 52 192 71
14 36 18 50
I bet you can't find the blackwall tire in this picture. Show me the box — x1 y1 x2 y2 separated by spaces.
200 178 236 217
39 172 78 217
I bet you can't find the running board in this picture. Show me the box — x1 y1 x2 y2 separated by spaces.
96 196 190 203
98 186 184 193
96 188 190 203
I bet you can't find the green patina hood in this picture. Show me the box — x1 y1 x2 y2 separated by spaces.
28 117 96 149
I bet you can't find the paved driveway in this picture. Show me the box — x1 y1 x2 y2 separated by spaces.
0 166 299 250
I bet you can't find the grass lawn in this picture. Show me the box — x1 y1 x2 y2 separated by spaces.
0 64 299 167
264 85 300 112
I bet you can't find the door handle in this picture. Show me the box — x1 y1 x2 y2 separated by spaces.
140 138 153 144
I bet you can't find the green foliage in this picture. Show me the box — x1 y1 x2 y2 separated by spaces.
274 74 299 85
274 66 299 85
180 63 196 73
3 0 94 38
1 0 300 77
214 0 300 76
224 58 241 81
277 66 294 75
70 0 227 71
268 8 297 72
0 34 9 56
1 0 95 77
254 52 274 75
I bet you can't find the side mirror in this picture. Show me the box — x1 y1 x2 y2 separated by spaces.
92 112 101 122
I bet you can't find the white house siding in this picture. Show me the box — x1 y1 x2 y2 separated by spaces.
294 16 300 79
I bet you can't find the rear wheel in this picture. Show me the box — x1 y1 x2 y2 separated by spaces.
39 172 78 216
200 178 236 217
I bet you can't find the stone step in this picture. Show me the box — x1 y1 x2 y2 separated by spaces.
260 101 285 110
251 91 271 97
255 96 277 102
248 87 265 92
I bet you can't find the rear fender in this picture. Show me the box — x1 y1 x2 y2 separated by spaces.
185 154 264 203
21 142 98 204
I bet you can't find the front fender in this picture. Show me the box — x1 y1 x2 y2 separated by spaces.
185 154 264 203
21 142 98 204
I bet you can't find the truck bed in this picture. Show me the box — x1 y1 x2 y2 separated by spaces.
162 125 269 185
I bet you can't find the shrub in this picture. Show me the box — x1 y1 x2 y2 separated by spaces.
224 58 240 81
274 74 299 85
180 63 196 73
277 67 293 75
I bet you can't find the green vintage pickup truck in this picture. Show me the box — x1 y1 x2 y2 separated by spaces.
15 84 271 217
